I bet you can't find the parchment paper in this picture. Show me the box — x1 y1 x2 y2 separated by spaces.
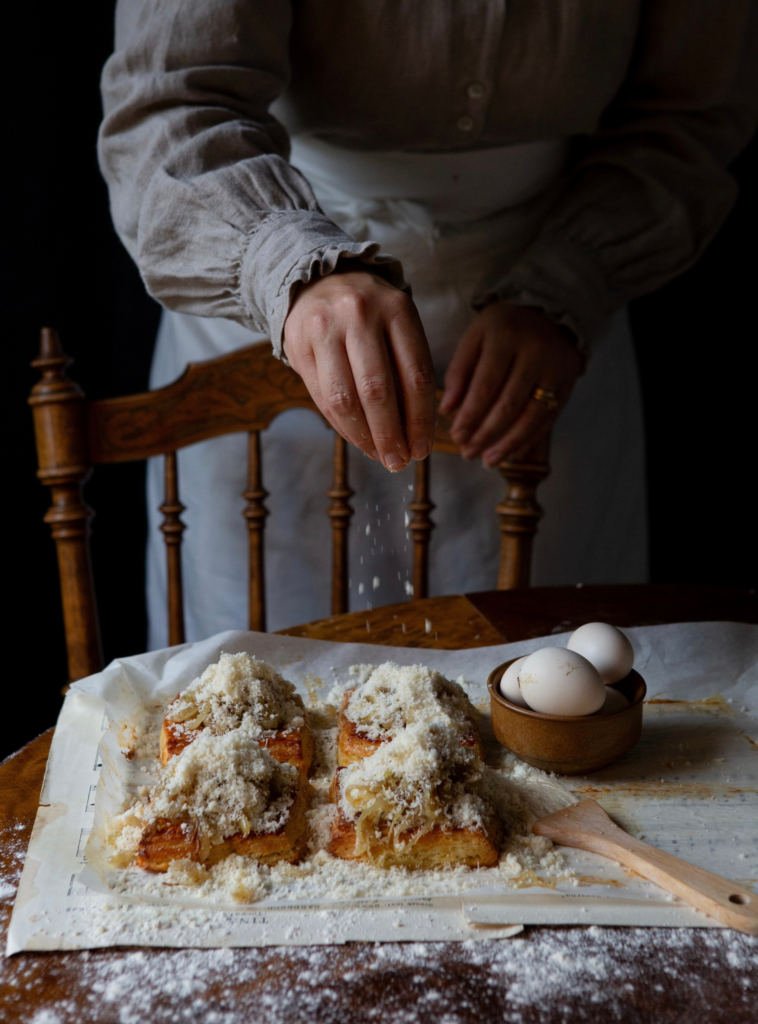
7 622 757 953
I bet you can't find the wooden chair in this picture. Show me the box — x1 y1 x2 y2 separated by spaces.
29 327 551 682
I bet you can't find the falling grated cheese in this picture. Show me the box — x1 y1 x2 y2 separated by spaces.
344 662 477 741
147 730 298 840
338 721 492 858
166 652 304 739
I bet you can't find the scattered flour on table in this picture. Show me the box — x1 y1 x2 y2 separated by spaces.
0 819 27 904
4 927 757 1024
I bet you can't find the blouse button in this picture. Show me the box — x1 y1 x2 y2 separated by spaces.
456 115 474 132
467 82 485 100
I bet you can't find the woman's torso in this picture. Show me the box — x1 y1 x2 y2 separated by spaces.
274 0 642 151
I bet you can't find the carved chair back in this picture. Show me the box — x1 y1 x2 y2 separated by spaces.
29 328 550 682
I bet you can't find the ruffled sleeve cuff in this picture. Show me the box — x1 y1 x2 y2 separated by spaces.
239 210 407 358
135 153 407 357
472 227 618 355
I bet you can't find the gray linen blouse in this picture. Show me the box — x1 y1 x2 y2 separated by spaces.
99 0 758 353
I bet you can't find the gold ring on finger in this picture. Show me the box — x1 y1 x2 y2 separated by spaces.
532 387 558 411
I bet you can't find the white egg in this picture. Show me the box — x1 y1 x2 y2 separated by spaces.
499 656 529 707
518 647 606 716
567 622 634 684
593 686 630 715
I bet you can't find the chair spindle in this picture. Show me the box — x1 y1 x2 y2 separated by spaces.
29 328 103 681
496 439 551 590
328 433 354 615
160 451 186 645
409 457 435 599
243 430 268 632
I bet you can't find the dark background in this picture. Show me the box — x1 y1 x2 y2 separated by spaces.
3 6 756 761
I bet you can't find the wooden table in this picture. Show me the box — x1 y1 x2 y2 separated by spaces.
2 585 757 1023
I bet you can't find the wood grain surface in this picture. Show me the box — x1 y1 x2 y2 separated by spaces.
280 583 758 647
467 583 758 642
278 594 506 649
2 586 757 1023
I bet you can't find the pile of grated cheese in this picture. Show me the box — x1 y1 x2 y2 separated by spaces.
166 652 305 739
146 729 298 840
102 658 582 904
338 721 492 856
345 662 477 740
104 698 578 904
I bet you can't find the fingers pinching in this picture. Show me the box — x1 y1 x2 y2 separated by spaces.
285 310 377 458
313 337 380 458
283 269 438 470
386 299 436 461
347 326 410 472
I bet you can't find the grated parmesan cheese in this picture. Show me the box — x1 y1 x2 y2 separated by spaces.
147 730 298 840
345 662 477 741
338 721 491 857
100 659 583 905
102 703 577 904
196 854 267 903
166 652 305 739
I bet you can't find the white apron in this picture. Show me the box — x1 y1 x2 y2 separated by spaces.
147 136 647 647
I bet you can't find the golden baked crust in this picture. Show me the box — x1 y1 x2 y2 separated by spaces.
260 724 314 778
336 698 383 766
159 718 191 765
328 806 499 869
329 762 501 869
136 818 207 871
336 690 483 767
159 711 314 777
136 773 310 872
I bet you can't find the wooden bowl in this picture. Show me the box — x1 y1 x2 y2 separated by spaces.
487 659 646 775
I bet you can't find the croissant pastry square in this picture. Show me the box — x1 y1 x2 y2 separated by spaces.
137 766 310 872
159 652 314 776
160 713 314 777
328 805 499 870
329 721 501 870
337 689 482 767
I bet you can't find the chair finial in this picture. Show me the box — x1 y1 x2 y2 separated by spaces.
30 327 81 401
39 327 64 360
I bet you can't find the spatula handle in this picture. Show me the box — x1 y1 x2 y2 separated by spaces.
533 800 758 935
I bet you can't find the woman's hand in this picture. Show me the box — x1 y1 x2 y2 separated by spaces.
440 303 582 466
283 268 436 471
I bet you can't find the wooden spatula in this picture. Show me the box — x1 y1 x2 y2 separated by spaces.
532 799 758 935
